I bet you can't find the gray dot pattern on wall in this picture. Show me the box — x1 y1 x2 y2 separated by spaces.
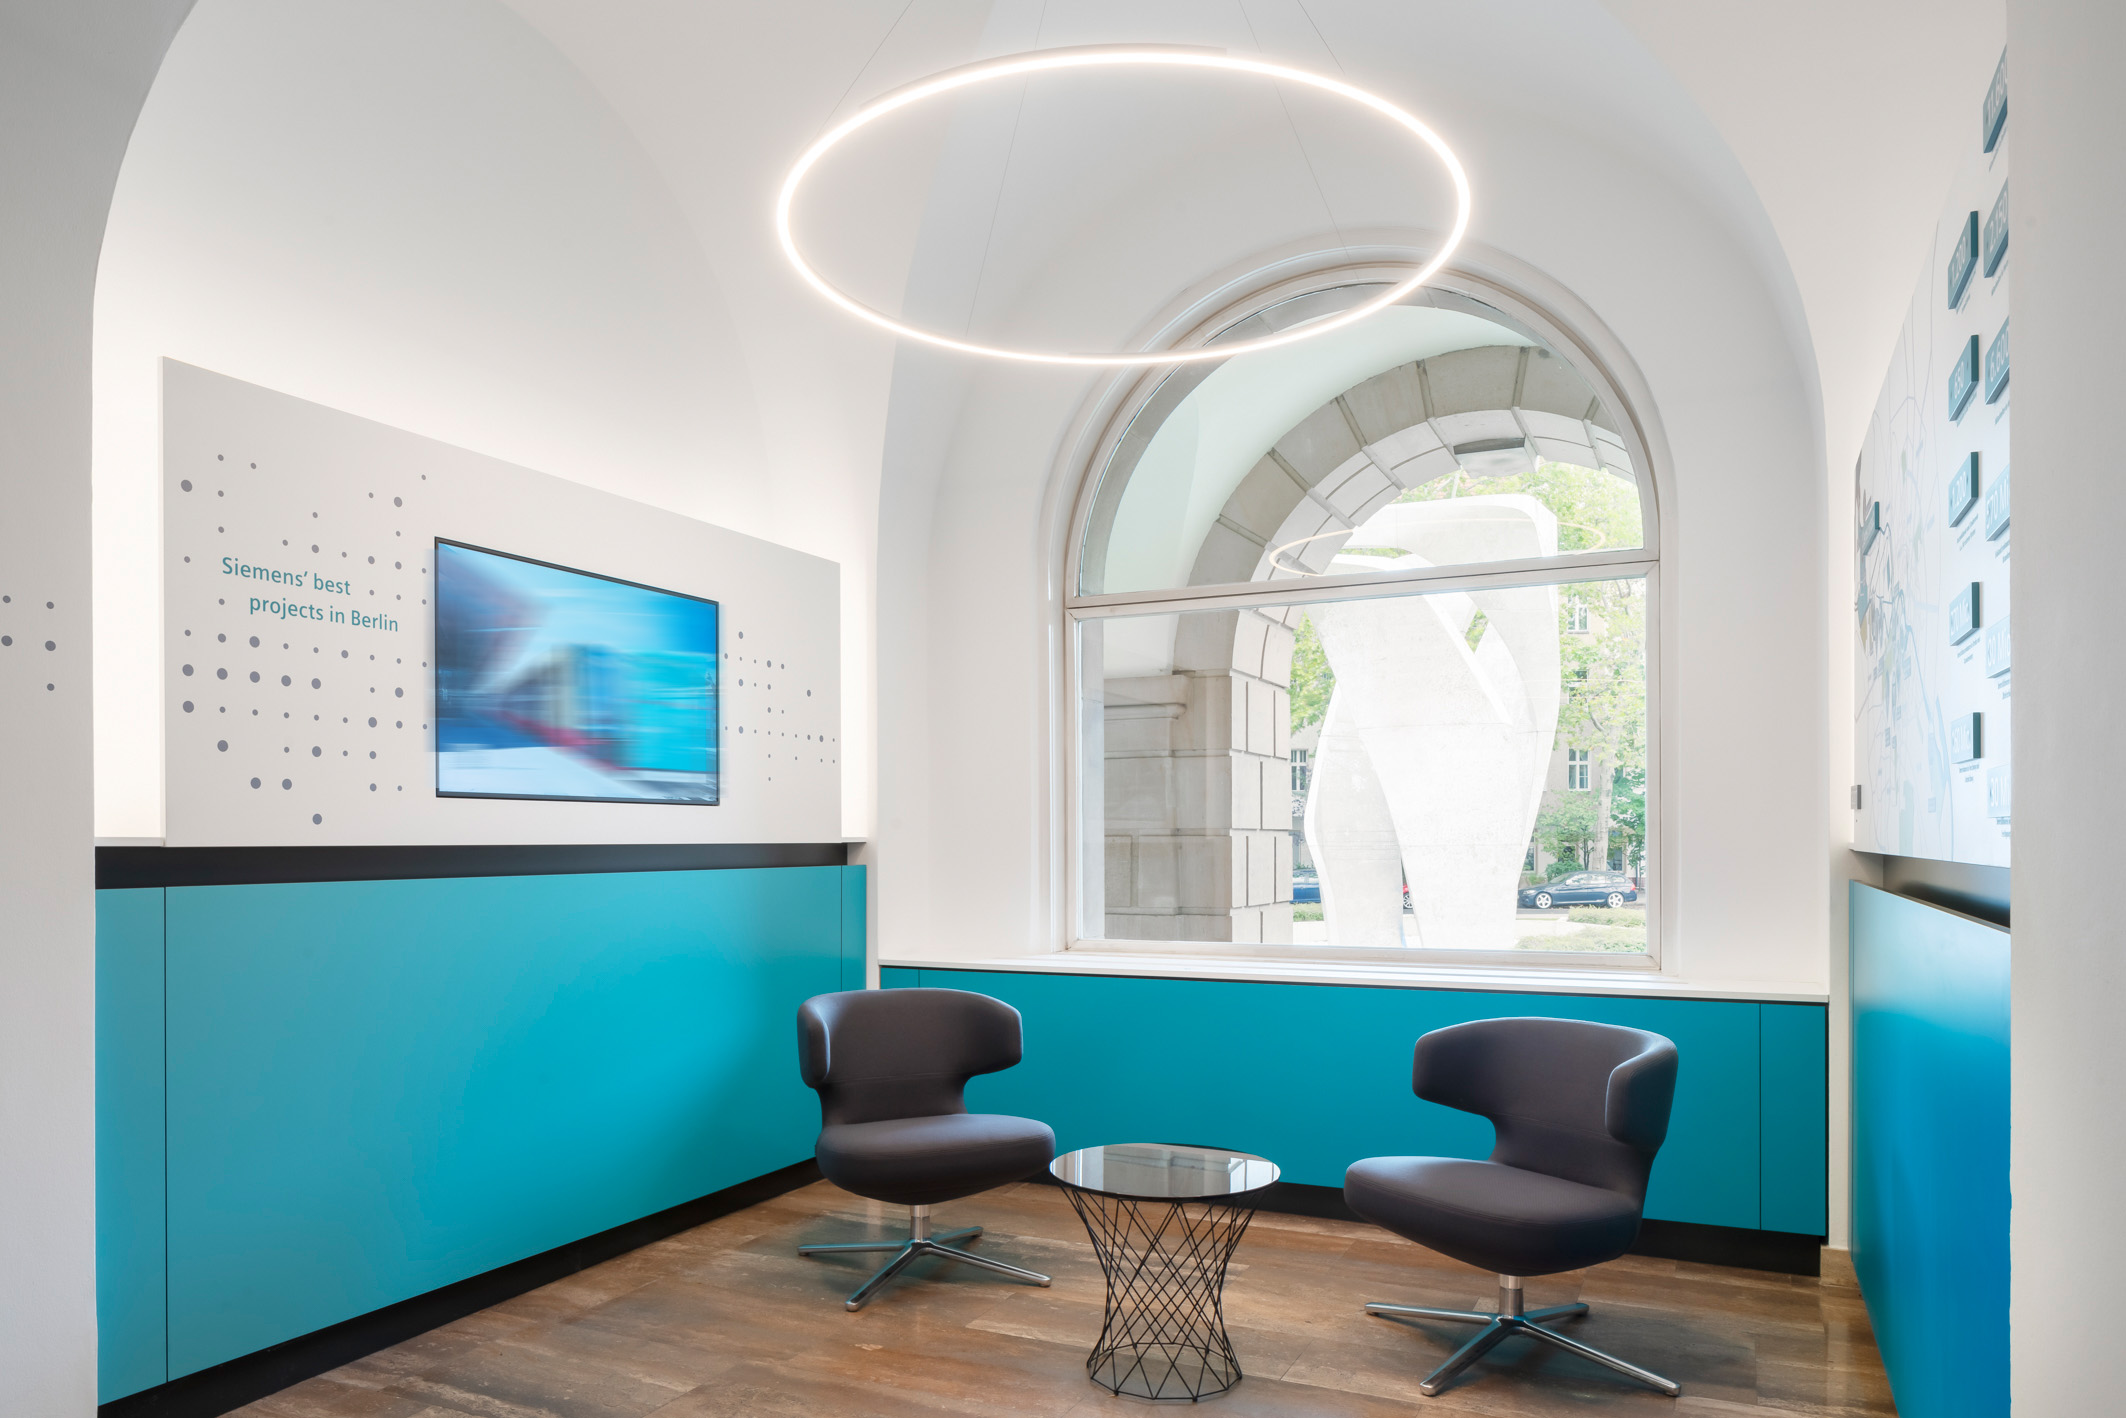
165 420 838 842
167 449 441 841
1 589 73 706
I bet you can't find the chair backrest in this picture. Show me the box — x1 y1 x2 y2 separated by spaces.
1411 1017 1678 1199
797 988 1025 1126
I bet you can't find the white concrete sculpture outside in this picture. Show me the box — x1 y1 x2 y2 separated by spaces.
1303 496 1562 949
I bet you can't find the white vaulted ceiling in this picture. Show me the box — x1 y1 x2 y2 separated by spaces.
494 0 2005 477
1599 0 2006 469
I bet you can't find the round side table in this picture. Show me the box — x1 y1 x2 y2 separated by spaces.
1050 1143 1280 1401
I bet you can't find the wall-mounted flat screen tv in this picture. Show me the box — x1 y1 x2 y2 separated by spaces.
434 540 719 805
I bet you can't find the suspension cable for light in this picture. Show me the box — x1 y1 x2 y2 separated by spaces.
775 45 1472 366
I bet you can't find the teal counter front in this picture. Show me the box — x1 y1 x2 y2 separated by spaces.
96 863 865 1402
882 965 1827 1235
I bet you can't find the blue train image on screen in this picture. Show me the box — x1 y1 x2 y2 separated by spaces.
434 540 718 804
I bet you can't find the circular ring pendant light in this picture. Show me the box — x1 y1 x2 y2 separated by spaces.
775 45 1472 366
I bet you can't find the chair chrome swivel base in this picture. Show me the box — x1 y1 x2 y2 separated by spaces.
799 1204 1052 1310
1366 1273 1680 1397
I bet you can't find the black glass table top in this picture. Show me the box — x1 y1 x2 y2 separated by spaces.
1049 1143 1280 1201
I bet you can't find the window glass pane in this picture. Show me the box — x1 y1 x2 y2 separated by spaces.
1079 576 1648 954
1079 290 1642 596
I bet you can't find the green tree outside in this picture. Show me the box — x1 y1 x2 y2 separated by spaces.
1289 611 1334 730
1533 792 1600 872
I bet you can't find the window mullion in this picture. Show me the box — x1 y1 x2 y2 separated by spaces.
1067 552 1656 620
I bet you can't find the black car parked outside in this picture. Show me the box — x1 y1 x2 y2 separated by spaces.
1518 871 1638 911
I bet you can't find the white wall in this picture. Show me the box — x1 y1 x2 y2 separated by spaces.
93 0 784 840
873 0 1832 995
0 5 191 1408
496 0 1002 887
491 0 1841 987
2006 1 2126 1409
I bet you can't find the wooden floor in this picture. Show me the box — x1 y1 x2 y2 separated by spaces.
239 1180 1895 1417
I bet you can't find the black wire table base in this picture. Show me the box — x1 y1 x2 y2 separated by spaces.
1063 1189 1258 1401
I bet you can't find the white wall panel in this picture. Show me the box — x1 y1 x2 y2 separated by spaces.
161 363 840 847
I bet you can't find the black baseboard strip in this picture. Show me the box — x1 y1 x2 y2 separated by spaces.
98 1159 823 1418
1027 1174 1822 1276
95 842 849 889
1629 1217 1823 1276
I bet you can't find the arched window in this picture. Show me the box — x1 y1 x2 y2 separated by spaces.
1067 280 1659 964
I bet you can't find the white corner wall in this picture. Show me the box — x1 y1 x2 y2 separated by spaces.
93 0 776 840
2006 1 2126 1410
0 5 192 1409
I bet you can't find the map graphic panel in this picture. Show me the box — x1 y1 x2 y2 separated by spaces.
1854 55 2011 867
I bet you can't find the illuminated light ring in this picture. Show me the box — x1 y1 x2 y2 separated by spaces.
776 46 1473 367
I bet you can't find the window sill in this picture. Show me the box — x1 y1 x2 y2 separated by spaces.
876 948 1828 1004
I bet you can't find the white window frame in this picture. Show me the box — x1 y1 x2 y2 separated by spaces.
1054 263 1666 974
1566 747 1592 791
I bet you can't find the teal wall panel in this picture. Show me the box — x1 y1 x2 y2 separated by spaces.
894 968 1795 1231
1760 1003 1829 1235
96 888 169 1404
1850 884 2009 1418
161 866 851 1378
840 866 867 992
